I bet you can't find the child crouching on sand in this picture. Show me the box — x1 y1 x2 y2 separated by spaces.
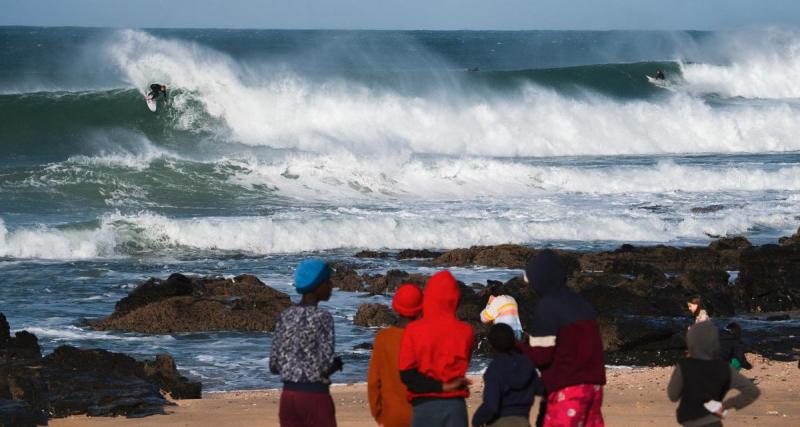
472 323 544 427
368 284 424 427
269 259 343 427
481 294 524 341
719 322 752 371
667 320 760 427
399 270 475 427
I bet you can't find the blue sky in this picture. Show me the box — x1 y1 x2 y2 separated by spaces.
2 0 799 30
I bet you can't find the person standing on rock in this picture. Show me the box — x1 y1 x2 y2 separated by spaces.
399 270 475 427
480 294 525 341
687 296 710 324
518 250 606 427
368 283 423 427
270 259 343 427
667 320 760 426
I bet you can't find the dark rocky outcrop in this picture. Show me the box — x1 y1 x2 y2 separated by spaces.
577 242 742 276
778 227 800 246
431 237 752 275
1 314 200 422
353 304 397 328
397 249 443 260
329 264 366 292
142 354 203 400
364 270 428 295
90 274 291 334
427 236 763 314
0 399 47 427
41 346 200 418
353 342 373 351
0 313 48 426
433 244 538 268
351 229 800 364
737 244 800 312
354 250 389 259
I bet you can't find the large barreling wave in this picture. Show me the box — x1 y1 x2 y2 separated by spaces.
1 27 800 259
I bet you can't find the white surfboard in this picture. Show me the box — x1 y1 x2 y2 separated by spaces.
145 96 157 112
647 75 668 87
646 75 677 92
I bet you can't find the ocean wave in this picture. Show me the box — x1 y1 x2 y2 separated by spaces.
227 156 800 201
1 210 797 260
5 152 800 211
104 30 800 157
680 28 800 99
4 30 800 158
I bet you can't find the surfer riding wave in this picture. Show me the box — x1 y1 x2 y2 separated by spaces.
146 83 168 106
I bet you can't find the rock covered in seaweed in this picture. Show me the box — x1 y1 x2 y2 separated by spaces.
1 313 200 421
353 304 397 327
90 273 291 334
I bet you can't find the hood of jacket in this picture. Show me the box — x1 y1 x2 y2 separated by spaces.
687 320 720 361
525 249 568 297
422 270 460 318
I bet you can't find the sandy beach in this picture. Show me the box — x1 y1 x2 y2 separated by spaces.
52 355 797 427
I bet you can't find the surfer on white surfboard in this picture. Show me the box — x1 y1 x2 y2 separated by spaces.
655 70 665 80
145 84 168 111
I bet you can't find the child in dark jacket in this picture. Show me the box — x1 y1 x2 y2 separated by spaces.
718 323 752 371
667 321 760 426
269 259 343 427
473 323 543 427
399 270 475 427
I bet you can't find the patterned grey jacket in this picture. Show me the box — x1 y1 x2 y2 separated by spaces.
269 305 337 385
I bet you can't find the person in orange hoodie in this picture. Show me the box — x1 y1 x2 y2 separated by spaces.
399 270 474 427
368 284 424 427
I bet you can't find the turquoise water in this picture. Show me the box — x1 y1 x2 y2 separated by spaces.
1 27 799 390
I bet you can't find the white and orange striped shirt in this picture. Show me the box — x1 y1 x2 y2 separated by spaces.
480 295 524 337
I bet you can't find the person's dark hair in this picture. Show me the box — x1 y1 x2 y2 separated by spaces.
726 322 742 340
488 323 515 354
687 295 704 315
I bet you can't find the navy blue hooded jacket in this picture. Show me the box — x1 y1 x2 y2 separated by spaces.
472 350 543 427
517 250 606 392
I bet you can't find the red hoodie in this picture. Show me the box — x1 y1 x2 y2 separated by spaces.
398 271 474 400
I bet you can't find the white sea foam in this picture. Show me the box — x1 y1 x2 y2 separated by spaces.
681 29 800 99
227 155 800 201
1 210 797 260
64 133 178 170
22 325 173 342
108 30 800 158
0 218 119 260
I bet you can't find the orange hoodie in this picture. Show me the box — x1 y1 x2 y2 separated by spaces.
398 270 474 400
368 326 413 427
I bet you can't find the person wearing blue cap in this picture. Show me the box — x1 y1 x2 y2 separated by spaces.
270 259 343 427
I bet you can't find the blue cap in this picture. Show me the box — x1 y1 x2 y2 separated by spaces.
294 259 333 294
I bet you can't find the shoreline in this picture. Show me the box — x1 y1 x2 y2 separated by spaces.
51 355 798 427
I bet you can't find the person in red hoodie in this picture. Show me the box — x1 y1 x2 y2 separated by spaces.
399 270 474 427
518 250 606 427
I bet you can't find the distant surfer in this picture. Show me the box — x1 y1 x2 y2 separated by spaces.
146 84 168 106
655 70 665 80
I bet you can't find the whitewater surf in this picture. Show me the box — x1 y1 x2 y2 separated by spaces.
1 27 799 390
